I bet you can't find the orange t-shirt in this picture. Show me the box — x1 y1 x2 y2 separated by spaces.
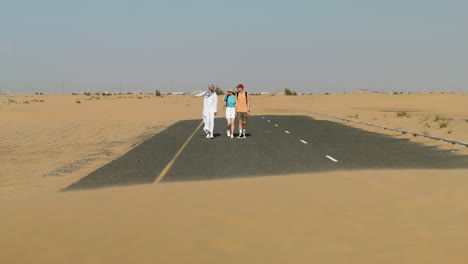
236 92 250 112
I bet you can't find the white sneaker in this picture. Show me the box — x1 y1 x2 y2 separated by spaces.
227 130 230 137
206 134 211 139
242 133 246 138
210 135 214 139
230 134 234 138
237 134 242 138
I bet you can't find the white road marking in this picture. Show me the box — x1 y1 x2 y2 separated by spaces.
262 117 265 119
326 155 338 162
274 124 278 127
300 140 307 144
285 131 290 134
267 120 271 122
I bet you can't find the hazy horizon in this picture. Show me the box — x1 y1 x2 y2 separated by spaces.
1 0 467 94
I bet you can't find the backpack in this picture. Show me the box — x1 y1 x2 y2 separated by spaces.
236 92 248 105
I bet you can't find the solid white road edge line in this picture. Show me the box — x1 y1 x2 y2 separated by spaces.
326 155 338 162
300 140 308 144
285 131 290 134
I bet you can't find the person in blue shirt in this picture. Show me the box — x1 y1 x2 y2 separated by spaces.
223 88 236 138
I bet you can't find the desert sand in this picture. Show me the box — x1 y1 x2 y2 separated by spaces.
1 92 468 263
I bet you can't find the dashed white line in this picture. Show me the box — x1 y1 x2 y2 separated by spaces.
326 155 338 162
263 118 339 162
262 118 339 163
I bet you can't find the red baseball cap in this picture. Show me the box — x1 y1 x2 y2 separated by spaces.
236 84 244 89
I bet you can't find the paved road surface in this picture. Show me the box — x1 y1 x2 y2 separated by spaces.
64 115 468 191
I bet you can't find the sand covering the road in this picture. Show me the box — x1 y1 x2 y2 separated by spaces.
1 92 468 263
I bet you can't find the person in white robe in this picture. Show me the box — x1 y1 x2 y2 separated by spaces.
194 84 218 139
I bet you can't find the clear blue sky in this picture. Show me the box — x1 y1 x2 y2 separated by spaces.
1 0 467 93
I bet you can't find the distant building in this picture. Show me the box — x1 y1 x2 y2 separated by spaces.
356 89 371 93
190 90 203 95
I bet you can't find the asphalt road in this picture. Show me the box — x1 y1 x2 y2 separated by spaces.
64 115 468 191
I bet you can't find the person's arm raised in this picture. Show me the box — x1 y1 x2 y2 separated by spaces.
193 90 207 98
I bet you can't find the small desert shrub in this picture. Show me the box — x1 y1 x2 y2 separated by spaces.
349 113 359 119
448 130 452 134
284 88 297 96
434 115 447 122
439 121 449 128
137 96 143 99
215 87 224 95
76 100 81 104
23 100 30 104
396 111 409 118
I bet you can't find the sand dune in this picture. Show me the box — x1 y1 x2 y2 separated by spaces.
2 169 468 263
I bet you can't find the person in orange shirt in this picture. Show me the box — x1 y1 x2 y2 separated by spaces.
235 84 250 138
